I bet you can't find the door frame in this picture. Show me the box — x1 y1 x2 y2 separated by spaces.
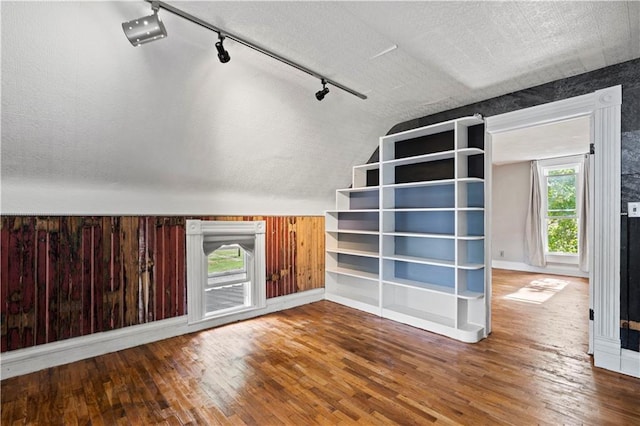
485 85 625 374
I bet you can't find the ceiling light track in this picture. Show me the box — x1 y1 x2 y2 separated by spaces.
135 0 367 100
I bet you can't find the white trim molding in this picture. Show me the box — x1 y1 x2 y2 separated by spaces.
186 219 266 325
621 349 640 377
488 86 635 378
1 288 325 379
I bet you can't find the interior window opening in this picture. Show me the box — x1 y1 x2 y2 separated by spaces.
186 220 266 325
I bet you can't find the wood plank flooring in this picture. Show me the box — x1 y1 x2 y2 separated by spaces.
2 269 640 424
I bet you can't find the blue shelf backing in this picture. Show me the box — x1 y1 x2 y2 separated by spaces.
337 253 379 275
462 239 484 264
395 185 454 209
462 268 485 293
350 190 379 210
338 212 379 232
394 261 455 289
395 211 454 235
463 211 484 236
395 236 454 262
466 182 484 208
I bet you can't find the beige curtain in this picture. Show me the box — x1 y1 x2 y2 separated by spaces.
579 154 590 271
525 160 546 266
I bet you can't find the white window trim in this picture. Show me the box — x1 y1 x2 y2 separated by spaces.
186 220 266 325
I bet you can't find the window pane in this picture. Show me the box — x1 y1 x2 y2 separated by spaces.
206 244 249 314
547 174 576 214
547 218 578 253
547 168 575 176
208 245 245 275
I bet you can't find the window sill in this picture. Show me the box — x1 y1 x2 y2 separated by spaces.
545 253 579 265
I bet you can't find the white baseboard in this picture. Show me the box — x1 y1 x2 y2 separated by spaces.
594 336 623 371
593 337 640 379
0 288 325 380
492 260 588 278
621 349 640 378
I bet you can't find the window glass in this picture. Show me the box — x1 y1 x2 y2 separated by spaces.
207 244 246 276
544 166 579 254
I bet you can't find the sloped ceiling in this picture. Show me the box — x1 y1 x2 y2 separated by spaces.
2 1 639 214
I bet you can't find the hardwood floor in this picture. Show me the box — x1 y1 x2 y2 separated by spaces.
2 269 640 424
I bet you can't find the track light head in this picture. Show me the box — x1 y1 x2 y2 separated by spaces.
122 6 167 47
216 34 231 63
315 79 329 101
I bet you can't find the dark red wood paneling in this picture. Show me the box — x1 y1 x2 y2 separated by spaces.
1 217 13 351
138 217 148 323
69 217 84 339
108 217 123 331
145 217 156 322
100 217 112 331
7 217 23 351
175 220 186 316
165 219 177 318
1 215 324 352
35 220 48 345
21 217 36 348
81 224 93 335
47 219 60 343
154 218 166 321
93 221 104 333
58 218 71 340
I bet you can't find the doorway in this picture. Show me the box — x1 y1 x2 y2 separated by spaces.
489 115 592 357
485 85 624 375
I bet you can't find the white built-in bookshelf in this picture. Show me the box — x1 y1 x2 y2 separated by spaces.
325 115 489 342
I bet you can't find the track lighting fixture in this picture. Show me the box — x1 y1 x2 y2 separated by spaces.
315 79 330 101
215 34 231 63
123 0 367 100
122 2 167 47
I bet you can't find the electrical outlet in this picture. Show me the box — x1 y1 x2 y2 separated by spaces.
629 202 640 218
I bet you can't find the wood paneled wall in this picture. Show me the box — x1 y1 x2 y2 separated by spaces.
210 217 325 298
1 215 324 352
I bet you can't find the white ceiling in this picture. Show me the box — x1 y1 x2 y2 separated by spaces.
492 116 591 165
2 1 639 214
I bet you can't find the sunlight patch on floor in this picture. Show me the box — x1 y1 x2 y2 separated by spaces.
503 277 569 304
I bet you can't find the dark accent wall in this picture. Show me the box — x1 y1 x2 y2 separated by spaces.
0 215 325 353
378 58 640 352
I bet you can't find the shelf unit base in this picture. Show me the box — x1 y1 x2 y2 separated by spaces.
382 305 484 343
325 293 381 316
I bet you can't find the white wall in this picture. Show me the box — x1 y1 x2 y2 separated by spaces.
491 162 530 262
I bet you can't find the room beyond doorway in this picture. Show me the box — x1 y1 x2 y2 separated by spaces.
492 268 589 356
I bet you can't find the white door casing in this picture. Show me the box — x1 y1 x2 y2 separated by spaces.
486 86 636 377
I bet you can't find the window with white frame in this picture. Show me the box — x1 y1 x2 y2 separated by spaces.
186 220 266 324
540 160 581 259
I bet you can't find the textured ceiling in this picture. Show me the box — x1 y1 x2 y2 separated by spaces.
492 116 591 165
2 1 639 214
